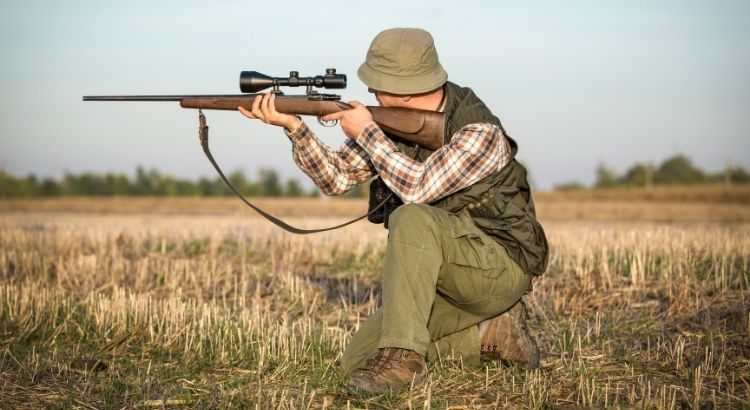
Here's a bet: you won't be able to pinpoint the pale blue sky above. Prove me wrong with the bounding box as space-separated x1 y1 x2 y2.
1 0 748 189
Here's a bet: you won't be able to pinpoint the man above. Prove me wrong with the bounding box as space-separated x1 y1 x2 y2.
239 28 549 393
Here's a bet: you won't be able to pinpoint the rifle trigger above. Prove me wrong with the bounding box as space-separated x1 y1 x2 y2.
317 116 338 127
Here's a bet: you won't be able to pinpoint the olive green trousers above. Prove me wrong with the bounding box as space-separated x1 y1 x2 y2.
340 204 531 374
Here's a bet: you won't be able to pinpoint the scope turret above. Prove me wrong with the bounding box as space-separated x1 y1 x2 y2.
239 69 347 94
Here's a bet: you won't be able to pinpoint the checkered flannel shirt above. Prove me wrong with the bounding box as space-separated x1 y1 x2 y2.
285 121 512 204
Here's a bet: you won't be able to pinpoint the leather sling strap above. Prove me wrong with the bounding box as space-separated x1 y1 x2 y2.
198 110 392 234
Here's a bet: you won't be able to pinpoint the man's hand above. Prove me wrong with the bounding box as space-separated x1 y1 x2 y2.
321 101 375 140
238 93 301 132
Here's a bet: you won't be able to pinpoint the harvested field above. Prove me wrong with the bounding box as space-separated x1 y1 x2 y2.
1 197 749 408
2 185 750 222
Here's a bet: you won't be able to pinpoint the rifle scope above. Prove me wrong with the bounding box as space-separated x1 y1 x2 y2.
240 69 346 94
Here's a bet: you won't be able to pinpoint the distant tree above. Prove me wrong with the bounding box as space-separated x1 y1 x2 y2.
197 176 221 196
23 175 41 196
81 173 109 195
712 165 750 184
160 175 178 196
174 179 201 196
258 168 282 197
62 172 83 195
728 166 750 183
228 170 253 196
0 170 11 197
284 179 304 197
0 171 41 197
133 166 152 195
654 154 705 185
40 178 60 196
594 164 618 188
620 163 649 187
104 173 131 195
554 181 586 191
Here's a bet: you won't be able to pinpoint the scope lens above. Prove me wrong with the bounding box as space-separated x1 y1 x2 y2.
240 71 274 93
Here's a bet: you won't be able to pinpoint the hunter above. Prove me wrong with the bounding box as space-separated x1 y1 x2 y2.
240 27 549 393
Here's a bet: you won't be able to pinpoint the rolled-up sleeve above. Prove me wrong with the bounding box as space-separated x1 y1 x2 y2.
354 122 511 203
286 122 376 195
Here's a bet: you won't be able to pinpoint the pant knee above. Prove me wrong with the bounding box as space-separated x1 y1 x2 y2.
388 204 437 235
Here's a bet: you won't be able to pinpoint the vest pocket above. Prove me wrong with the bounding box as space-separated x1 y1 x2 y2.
465 188 513 219
473 202 548 276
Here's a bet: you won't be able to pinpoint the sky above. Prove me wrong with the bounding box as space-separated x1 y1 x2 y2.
0 0 748 190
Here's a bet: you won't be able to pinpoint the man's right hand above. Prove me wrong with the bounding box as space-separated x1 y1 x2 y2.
238 93 301 132
321 101 374 141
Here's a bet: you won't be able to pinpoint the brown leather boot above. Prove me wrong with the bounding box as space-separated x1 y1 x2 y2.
480 299 540 369
348 348 427 393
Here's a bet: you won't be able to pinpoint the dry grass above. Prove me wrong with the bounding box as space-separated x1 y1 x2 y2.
0 203 749 408
536 184 750 222
0 197 368 217
3 185 750 223
534 200 750 222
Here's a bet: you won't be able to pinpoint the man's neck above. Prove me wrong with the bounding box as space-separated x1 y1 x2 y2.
409 87 445 111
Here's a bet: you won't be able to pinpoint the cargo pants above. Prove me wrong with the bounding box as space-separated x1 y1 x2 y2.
341 203 531 374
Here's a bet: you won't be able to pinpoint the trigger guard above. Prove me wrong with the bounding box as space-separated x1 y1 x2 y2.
317 117 338 127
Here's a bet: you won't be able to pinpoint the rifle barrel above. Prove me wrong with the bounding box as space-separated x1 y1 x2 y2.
82 95 254 101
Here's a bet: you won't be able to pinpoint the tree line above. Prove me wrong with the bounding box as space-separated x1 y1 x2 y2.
3 154 745 197
556 154 749 190
0 167 346 198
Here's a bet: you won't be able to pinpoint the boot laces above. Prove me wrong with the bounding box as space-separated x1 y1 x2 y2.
366 348 402 374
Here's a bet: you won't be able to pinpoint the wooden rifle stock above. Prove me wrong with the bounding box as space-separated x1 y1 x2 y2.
179 96 445 150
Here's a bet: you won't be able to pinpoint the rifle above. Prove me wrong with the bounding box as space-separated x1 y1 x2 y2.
83 69 445 234
83 69 445 150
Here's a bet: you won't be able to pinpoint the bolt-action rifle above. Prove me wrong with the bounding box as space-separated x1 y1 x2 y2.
83 69 444 150
83 69 445 234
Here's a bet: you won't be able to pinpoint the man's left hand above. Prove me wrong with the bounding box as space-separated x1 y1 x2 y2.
321 101 374 141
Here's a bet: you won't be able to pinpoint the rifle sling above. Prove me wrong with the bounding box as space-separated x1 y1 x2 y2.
198 110 390 234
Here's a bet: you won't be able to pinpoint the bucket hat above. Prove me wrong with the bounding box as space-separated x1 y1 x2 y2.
357 28 448 95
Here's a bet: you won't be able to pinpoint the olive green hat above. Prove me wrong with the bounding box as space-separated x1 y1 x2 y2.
357 28 448 95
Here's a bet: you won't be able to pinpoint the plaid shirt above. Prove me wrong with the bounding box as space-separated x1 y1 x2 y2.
286 121 512 204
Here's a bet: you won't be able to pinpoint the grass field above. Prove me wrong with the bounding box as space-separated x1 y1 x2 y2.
1 194 749 408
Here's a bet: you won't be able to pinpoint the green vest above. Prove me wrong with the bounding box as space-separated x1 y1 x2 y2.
394 82 549 276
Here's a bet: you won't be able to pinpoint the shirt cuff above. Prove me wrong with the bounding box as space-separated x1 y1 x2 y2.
283 118 308 143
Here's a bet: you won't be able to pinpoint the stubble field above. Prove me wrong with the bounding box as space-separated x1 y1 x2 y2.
1 194 749 408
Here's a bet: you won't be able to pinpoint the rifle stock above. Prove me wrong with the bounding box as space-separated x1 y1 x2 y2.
179 97 445 150
368 106 444 151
